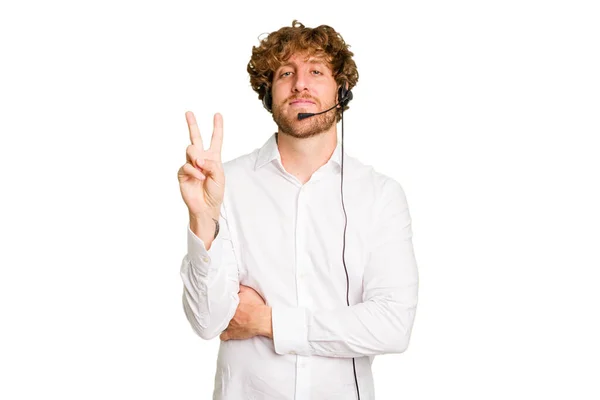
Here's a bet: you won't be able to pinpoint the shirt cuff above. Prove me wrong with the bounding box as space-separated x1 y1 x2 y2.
186 224 223 277
272 306 312 356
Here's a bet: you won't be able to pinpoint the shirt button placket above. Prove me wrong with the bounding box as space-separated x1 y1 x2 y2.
296 185 306 308
295 185 311 400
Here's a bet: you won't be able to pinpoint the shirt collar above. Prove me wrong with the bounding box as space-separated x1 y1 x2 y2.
254 133 343 171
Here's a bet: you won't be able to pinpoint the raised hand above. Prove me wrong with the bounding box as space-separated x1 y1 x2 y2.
177 111 225 222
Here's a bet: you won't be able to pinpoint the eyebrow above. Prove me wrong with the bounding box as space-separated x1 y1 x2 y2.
279 58 328 68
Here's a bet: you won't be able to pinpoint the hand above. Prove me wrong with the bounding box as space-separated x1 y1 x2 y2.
220 285 273 341
238 284 267 306
177 112 225 219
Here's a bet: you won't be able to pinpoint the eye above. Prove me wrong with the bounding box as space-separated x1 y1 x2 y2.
280 71 293 78
311 70 322 75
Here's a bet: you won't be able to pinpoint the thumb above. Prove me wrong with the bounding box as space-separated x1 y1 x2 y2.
220 331 228 341
196 158 220 178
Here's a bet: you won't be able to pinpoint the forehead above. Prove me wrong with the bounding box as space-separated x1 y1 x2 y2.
278 53 332 69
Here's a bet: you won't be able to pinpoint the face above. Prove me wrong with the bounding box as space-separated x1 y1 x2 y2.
271 53 338 139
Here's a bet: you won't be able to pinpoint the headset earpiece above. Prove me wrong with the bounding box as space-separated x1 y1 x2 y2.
262 86 272 112
338 82 353 108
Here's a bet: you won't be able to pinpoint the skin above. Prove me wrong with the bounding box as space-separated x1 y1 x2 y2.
179 52 340 342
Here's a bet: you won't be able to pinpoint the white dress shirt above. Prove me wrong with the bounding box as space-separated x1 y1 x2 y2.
180 133 419 400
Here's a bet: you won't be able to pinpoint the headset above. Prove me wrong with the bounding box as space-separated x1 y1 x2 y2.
262 82 361 400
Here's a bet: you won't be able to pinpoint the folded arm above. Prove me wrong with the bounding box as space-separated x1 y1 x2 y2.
271 180 419 357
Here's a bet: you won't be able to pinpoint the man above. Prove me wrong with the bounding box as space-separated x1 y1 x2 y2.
177 20 418 400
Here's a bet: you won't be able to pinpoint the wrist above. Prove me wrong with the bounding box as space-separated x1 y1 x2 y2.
189 212 220 249
259 305 273 339
189 209 219 223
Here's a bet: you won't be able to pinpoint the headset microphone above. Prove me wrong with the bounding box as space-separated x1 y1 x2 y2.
297 89 353 120
297 102 340 120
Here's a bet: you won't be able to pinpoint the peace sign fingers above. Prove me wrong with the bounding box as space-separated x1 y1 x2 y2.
179 110 226 221
209 112 224 156
186 111 204 149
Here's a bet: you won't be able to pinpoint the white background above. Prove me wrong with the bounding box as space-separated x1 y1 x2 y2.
1 0 599 399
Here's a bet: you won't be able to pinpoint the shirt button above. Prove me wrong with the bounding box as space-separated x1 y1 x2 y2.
201 256 209 263
290 351 296 355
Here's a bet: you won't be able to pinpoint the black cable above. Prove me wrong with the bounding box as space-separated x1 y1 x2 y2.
340 107 361 400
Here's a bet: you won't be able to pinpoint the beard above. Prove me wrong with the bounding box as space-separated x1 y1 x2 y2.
272 96 337 139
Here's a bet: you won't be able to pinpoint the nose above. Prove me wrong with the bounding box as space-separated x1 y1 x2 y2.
292 71 309 93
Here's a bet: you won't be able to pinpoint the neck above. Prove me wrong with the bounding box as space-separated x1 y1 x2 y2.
276 127 338 184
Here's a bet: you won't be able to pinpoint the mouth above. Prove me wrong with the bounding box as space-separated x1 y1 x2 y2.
289 99 316 106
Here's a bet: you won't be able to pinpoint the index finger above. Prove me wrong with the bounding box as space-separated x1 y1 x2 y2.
209 113 224 154
185 111 204 148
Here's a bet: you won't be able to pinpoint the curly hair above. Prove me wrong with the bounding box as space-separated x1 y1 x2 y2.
247 20 359 120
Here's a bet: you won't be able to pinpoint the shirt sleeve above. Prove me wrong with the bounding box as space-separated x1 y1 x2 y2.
180 203 240 340
271 179 419 357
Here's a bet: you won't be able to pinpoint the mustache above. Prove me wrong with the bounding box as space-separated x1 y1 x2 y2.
286 94 318 103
